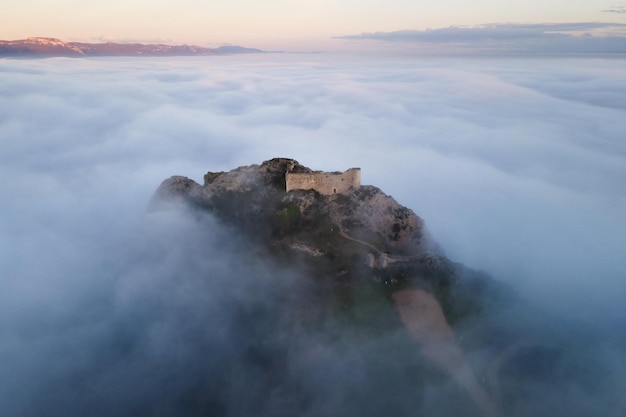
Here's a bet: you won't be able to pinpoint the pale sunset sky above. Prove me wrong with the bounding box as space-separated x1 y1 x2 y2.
3 0 626 51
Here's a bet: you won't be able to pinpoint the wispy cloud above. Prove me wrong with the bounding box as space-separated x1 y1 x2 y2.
336 22 626 54
602 6 626 14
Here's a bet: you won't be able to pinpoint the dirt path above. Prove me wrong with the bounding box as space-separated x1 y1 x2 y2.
337 225 499 415
336 226 383 255
336 224 423 263
392 289 500 417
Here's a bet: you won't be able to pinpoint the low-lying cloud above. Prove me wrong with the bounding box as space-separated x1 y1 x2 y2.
1 54 625 416
336 22 626 54
603 6 626 14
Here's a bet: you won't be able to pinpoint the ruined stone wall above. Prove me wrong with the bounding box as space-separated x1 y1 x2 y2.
285 168 361 195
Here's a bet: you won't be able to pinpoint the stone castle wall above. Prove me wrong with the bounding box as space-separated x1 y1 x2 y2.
285 168 361 195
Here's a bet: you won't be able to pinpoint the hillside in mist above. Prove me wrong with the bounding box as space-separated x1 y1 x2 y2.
149 157 622 417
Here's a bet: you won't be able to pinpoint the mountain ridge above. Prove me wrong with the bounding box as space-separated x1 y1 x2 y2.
0 37 269 57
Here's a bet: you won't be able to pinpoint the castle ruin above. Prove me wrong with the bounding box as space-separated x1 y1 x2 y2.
285 167 361 195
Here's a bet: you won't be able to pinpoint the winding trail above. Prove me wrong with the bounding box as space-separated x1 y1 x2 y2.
335 225 383 255
336 224 427 263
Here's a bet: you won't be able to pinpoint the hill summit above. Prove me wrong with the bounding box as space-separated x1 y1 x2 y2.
152 158 507 317
153 158 449 280
152 158 512 416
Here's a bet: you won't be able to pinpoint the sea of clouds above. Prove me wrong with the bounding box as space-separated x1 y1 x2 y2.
1 54 625 416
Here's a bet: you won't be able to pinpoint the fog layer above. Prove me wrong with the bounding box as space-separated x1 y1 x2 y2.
1 54 625 416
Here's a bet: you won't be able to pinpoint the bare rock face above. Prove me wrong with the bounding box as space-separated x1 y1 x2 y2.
151 176 203 204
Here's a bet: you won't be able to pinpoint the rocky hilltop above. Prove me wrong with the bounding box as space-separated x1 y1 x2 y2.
152 158 511 416
152 158 475 294
152 158 508 319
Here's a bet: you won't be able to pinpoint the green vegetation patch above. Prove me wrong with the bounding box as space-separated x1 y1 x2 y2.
272 204 302 236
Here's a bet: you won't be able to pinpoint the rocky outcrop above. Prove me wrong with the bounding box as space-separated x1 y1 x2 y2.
153 158 438 261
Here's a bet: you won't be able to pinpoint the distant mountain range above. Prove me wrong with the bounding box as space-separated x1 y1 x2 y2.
0 37 268 57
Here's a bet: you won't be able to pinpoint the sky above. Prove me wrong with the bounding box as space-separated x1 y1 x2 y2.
2 0 626 51
1 54 626 415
